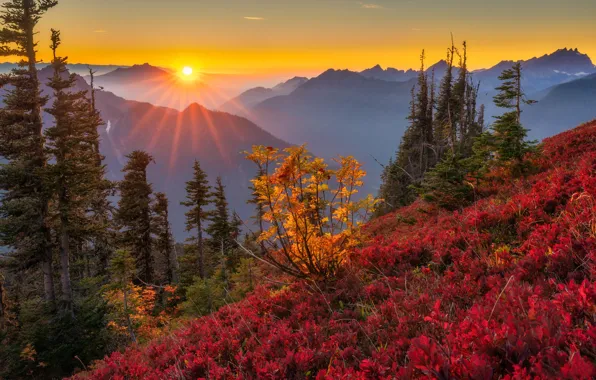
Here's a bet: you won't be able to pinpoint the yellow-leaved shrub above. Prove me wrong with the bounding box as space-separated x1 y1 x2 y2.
245 145 378 280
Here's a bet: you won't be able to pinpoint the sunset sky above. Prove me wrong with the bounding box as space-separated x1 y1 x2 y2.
33 0 596 75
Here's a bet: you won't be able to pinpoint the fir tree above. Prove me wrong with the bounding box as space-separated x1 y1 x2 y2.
116 151 154 284
206 177 239 273
377 51 434 214
412 50 433 174
151 192 174 284
44 29 100 313
417 151 475 210
434 42 456 152
181 160 211 279
489 62 537 176
0 0 58 304
85 67 113 278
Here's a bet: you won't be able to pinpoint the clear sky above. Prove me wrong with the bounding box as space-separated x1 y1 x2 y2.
31 0 596 74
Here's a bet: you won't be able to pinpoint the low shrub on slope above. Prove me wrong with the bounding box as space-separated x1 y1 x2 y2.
76 121 596 379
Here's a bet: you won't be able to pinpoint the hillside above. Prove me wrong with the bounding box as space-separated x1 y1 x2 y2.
525 73 596 140
75 120 596 379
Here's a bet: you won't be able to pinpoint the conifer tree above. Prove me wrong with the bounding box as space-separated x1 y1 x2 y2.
377 51 434 213
412 50 433 174
181 160 211 279
45 29 99 313
247 167 266 255
151 192 174 283
488 62 537 176
451 41 468 142
0 0 58 304
85 67 113 277
434 42 456 152
116 151 154 284
207 177 238 272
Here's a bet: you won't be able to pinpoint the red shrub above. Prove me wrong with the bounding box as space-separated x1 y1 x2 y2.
75 120 596 379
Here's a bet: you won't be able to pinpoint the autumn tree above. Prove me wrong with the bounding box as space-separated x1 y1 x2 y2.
0 0 58 305
151 192 174 283
104 249 137 344
116 151 154 284
181 160 211 279
247 166 266 255
245 145 377 280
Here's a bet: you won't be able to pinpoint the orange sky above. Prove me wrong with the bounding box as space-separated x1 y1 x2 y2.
30 0 596 75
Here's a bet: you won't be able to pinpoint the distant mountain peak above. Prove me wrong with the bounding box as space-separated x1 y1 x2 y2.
183 102 207 113
273 76 308 91
318 68 362 80
518 48 595 76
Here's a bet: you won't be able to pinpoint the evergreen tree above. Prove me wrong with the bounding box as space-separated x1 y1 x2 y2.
0 0 58 305
434 42 456 152
451 41 468 143
206 177 239 273
417 151 475 210
488 62 537 176
181 160 211 279
377 51 434 214
85 67 114 278
44 29 100 313
151 192 174 283
116 151 154 284
412 50 433 174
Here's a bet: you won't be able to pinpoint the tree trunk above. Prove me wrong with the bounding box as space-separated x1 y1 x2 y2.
516 65 522 123
197 210 205 279
172 244 180 284
141 203 153 284
41 245 56 305
0 277 5 331
122 283 136 344
59 227 74 314
164 208 173 283
221 239 228 290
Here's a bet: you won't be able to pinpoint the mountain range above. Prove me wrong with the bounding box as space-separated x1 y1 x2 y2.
0 62 126 76
232 48 596 192
219 76 308 117
3 47 595 238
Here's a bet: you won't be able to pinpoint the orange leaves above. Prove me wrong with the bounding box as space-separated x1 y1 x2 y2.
245 145 378 280
104 284 178 344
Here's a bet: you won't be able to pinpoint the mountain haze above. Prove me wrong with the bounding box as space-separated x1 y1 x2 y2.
219 76 308 116
31 67 290 239
90 63 231 110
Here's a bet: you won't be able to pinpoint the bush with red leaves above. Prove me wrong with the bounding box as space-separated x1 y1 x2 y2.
74 120 596 379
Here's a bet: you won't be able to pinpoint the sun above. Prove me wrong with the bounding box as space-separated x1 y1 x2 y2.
182 66 193 76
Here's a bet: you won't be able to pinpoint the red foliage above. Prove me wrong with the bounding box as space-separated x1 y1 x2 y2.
75 121 596 379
